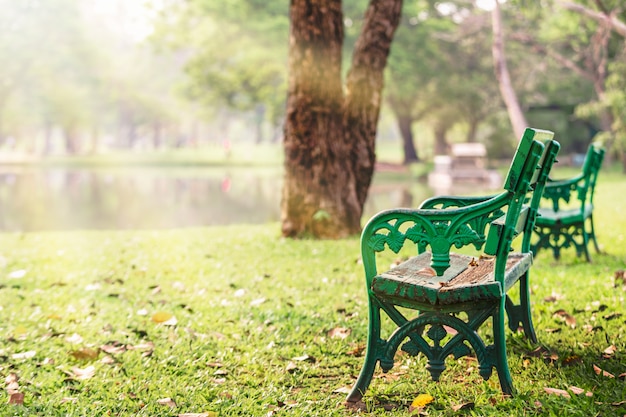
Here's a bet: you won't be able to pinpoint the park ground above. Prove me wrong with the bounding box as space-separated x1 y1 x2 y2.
0 165 624 416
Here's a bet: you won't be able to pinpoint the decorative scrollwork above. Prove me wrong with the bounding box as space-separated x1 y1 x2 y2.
378 313 495 382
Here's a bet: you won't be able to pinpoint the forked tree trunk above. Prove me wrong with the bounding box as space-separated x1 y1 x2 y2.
281 0 402 238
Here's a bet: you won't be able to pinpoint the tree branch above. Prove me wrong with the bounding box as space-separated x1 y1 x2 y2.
510 32 595 82
556 0 626 37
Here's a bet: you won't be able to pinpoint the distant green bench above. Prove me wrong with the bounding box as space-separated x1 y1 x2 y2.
531 143 605 261
346 128 560 402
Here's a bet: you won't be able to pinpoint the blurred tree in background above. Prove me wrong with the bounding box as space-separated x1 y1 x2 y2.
0 0 624 170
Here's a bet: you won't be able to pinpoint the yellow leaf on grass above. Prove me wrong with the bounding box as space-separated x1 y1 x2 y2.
13 325 28 336
152 312 176 324
411 393 434 408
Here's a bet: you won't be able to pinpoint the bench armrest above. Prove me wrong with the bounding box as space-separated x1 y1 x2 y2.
418 194 499 210
361 192 510 280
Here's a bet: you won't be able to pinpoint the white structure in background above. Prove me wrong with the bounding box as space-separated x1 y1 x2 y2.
428 143 501 194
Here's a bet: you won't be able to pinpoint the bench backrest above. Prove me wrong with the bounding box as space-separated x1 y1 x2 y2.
486 129 560 260
360 128 560 280
542 142 604 212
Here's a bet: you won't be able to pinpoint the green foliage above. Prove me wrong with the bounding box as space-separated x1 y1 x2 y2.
154 0 289 126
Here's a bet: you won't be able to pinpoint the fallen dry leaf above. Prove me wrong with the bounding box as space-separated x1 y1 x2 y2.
603 312 622 321
292 354 316 363
451 402 475 411
100 343 126 355
544 387 570 398
250 298 266 307
207 362 223 368
332 386 352 394
8 392 25 405
562 355 582 366
101 356 116 365
346 344 365 357
552 309 576 328
568 386 592 397
151 311 174 323
602 345 617 359
60 397 78 404
70 348 99 361
286 361 298 373
71 365 96 380
65 333 84 344
5 372 19 385
593 364 615 378
11 351 36 360
328 327 351 339
409 393 434 411
157 397 176 408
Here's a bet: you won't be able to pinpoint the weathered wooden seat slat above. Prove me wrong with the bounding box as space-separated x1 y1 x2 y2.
531 143 604 261
346 128 560 402
373 252 532 307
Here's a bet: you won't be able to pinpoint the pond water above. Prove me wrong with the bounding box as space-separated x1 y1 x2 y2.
0 166 492 232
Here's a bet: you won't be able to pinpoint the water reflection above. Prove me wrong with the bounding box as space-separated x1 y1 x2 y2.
0 167 282 231
0 166 495 232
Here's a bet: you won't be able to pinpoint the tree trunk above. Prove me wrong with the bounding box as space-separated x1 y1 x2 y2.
388 95 419 164
63 126 79 155
466 117 479 143
433 121 449 155
281 0 402 238
282 0 358 238
344 0 403 208
397 112 419 164
492 0 527 139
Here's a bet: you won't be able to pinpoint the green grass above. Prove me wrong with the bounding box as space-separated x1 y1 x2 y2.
0 175 625 416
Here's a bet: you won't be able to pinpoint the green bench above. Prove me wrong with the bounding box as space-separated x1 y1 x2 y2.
346 128 560 402
531 143 605 261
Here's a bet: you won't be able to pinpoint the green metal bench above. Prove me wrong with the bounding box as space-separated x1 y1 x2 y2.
346 128 560 402
531 143 605 261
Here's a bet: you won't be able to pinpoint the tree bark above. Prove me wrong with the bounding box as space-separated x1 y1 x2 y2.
491 0 527 139
281 0 402 238
344 0 403 208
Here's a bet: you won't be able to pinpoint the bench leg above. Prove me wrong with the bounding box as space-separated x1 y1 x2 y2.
346 302 382 403
505 272 538 344
494 300 515 396
588 214 601 254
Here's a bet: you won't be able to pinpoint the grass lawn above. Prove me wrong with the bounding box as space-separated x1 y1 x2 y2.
0 173 624 416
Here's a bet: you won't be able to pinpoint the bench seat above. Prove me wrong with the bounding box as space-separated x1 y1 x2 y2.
532 143 604 261
372 252 532 307
536 204 593 227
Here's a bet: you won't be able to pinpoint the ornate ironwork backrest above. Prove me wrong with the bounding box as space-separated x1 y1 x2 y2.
542 143 604 212
583 144 605 207
360 129 549 281
522 137 561 252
